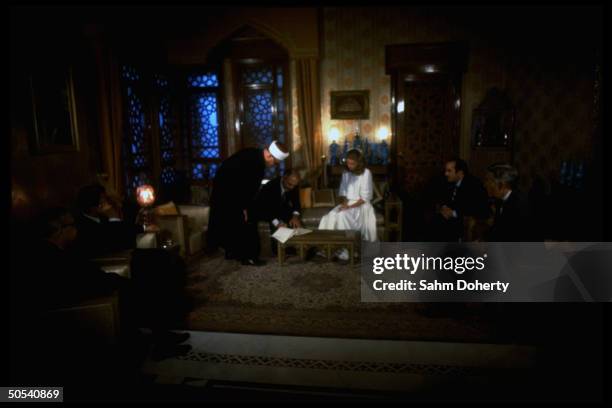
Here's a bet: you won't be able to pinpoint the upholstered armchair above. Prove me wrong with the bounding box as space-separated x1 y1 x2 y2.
154 203 209 258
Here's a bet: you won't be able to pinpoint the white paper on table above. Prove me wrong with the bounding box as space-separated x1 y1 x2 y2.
272 227 312 243
293 228 312 237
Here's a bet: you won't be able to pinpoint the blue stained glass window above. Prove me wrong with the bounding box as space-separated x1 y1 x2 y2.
159 95 175 165
209 163 218 179
190 93 221 159
161 166 175 184
192 163 205 180
188 74 219 88
245 91 274 147
243 67 274 85
155 75 168 88
124 77 149 191
276 67 283 88
122 65 140 82
130 173 144 191
162 150 173 162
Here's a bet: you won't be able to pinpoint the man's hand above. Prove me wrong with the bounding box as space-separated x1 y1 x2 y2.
243 209 248 223
144 224 160 233
278 223 287 229
100 201 120 219
440 205 454 220
289 216 302 228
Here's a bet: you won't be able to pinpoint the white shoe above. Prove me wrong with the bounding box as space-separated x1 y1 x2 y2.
337 248 349 261
316 250 327 258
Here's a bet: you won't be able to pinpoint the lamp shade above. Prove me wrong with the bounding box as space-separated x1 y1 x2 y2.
136 184 155 207
376 126 389 141
329 127 340 143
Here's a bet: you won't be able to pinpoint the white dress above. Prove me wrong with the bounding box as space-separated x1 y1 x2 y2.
318 168 378 242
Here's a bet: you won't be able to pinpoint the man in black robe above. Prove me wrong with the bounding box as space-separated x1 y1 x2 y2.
207 140 289 266
251 169 302 255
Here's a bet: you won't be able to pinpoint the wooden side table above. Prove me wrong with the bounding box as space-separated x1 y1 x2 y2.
278 230 361 266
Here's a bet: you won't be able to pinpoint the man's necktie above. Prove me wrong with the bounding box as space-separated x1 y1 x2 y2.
495 199 503 218
451 185 458 202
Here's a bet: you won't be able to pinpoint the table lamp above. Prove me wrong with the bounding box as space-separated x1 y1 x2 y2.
136 184 155 228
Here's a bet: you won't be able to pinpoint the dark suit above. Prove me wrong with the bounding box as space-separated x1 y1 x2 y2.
487 190 532 242
73 214 189 326
74 214 144 259
207 148 266 260
252 177 301 226
428 174 490 242
28 240 127 312
252 177 301 255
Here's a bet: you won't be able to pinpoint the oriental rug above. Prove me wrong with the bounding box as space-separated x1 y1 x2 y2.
182 253 519 342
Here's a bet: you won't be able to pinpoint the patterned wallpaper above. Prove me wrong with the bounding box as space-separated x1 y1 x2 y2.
320 7 597 192
321 8 394 147
320 7 499 159
505 54 595 191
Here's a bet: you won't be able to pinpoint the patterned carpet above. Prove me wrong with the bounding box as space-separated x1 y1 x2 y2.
182 253 502 342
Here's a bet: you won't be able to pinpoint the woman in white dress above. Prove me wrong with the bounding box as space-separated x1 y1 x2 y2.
319 149 378 259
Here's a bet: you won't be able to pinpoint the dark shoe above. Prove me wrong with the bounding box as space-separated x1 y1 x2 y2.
241 258 267 267
151 344 192 361
155 331 190 345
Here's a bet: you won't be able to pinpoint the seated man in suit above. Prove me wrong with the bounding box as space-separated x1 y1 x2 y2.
73 184 159 258
73 184 191 350
484 163 533 241
24 207 191 361
427 158 490 242
251 169 302 255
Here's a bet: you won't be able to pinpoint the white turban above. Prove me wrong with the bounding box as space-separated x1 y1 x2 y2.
269 141 289 161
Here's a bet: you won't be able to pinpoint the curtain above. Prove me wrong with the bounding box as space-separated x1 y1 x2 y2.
295 58 323 187
94 40 124 199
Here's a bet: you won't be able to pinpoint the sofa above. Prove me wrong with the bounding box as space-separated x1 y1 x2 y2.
154 204 209 258
150 186 398 259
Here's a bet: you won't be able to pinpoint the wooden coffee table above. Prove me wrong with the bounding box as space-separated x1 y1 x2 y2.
277 230 361 266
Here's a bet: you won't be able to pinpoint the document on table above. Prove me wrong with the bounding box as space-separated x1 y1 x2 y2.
272 227 312 243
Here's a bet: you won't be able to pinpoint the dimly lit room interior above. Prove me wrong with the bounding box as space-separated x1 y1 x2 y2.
9 5 607 404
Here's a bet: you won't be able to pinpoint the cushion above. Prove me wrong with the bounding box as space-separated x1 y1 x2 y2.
312 189 335 207
100 264 131 279
178 205 210 230
154 201 179 216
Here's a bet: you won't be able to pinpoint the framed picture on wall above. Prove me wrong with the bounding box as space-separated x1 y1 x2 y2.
28 67 79 153
471 88 515 149
330 90 370 119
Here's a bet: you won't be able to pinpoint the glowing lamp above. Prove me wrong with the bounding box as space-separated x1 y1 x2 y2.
136 184 155 229
136 184 155 207
329 127 341 143
376 126 389 141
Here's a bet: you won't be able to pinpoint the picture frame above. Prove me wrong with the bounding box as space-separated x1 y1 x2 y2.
330 90 370 119
28 67 80 153
470 88 515 149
